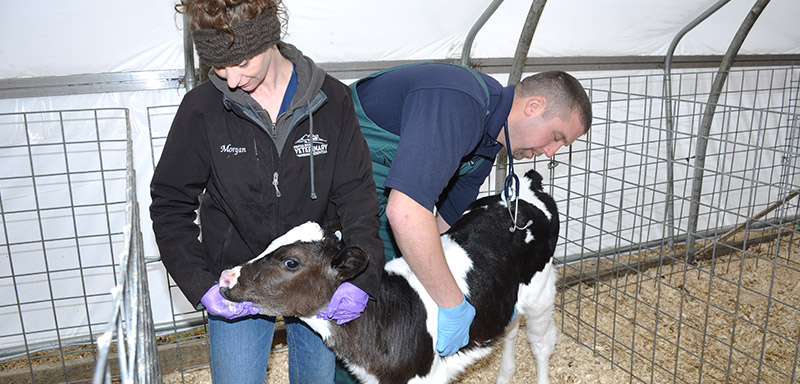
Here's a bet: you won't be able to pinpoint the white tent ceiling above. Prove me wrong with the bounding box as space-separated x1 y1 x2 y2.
2 0 798 80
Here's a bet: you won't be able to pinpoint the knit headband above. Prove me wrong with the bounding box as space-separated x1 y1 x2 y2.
192 8 281 67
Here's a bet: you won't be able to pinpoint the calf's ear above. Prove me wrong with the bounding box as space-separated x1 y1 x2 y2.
331 245 369 281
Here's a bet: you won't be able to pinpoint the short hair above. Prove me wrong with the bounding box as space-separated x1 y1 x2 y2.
516 71 592 133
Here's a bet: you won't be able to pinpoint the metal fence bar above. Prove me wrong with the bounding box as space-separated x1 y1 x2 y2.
663 0 732 251
685 0 772 263
92 110 162 384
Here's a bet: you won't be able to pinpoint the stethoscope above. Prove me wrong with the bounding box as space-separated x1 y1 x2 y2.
502 121 533 233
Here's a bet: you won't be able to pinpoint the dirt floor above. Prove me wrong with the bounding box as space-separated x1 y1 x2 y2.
162 316 632 384
558 232 800 384
163 232 800 384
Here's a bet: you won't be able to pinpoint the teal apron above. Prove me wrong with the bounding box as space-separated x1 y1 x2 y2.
349 63 490 262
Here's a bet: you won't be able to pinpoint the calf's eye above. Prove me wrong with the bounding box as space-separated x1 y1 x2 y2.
284 259 300 270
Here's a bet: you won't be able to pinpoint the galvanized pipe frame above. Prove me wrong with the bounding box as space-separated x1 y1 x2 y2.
92 110 162 384
2 55 799 100
459 0 504 68
664 0 732 251
494 0 548 196
685 0 773 263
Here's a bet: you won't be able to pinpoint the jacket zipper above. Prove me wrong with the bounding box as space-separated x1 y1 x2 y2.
267 117 284 199
272 172 281 197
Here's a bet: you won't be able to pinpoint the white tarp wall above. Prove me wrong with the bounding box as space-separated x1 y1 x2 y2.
2 0 799 77
1 0 798 351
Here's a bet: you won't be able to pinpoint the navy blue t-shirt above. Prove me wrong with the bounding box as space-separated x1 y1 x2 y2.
279 64 298 115
356 63 514 225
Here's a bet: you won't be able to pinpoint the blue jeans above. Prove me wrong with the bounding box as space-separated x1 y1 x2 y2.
208 314 335 384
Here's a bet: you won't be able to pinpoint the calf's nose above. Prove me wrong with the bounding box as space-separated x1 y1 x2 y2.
219 267 241 288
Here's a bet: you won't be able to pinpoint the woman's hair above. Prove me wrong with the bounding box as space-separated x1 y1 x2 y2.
516 71 593 133
176 0 287 44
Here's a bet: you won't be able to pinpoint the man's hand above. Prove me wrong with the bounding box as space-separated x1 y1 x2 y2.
436 295 476 356
317 282 369 325
200 283 260 319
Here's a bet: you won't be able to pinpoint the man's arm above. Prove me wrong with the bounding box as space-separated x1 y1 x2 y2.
435 214 450 234
386 189 475 356
385 190 462 308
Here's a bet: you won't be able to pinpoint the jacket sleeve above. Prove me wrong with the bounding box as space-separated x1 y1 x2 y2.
329 86 385 298
149 97 217 308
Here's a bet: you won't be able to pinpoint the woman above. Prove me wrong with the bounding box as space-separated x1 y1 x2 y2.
150 1 384 382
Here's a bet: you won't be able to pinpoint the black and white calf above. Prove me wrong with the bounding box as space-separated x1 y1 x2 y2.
220 170 559 384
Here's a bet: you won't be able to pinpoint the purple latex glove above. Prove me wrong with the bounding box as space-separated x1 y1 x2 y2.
200 283 260 320
316 282 369 325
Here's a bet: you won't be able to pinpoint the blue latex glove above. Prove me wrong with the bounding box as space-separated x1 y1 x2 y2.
200 283 260 319
436 295 476 356
316 282 369 325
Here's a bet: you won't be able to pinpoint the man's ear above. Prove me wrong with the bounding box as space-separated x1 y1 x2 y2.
525 96 546 117
331 246 369 281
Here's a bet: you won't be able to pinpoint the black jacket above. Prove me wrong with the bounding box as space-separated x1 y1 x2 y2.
150 43 383 307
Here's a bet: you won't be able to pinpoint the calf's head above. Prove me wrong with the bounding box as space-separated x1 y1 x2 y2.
219 222 369 317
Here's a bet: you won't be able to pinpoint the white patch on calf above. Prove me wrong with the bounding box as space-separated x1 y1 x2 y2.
442 346 493 382
385 235 475 345
516 262 558 384
299 315 333 341
301 315 379 384
407 337 493 384
248 221 325 264
345 365 379 384
384 258 439 339
517 262 557 316
525 228 535 243
383 235 478 381
517 261 556 319
439 235 473 297
461 204 488 217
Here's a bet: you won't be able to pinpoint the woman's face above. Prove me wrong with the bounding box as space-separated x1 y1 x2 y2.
213 49 271 92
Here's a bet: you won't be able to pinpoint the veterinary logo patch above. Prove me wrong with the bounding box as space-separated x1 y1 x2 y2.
293 134 328 157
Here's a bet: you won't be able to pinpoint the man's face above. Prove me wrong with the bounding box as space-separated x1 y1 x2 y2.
510 110 584 160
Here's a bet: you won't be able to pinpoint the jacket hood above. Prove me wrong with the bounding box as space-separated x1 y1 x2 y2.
208 43 328 153
208 43 326 120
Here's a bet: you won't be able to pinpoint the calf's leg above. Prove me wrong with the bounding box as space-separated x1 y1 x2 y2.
495 316 521 384
517 263 557 384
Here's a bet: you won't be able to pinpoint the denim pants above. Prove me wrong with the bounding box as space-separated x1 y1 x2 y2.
208 314 335 384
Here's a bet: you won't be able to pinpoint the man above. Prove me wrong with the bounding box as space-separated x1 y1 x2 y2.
351 63 592 358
